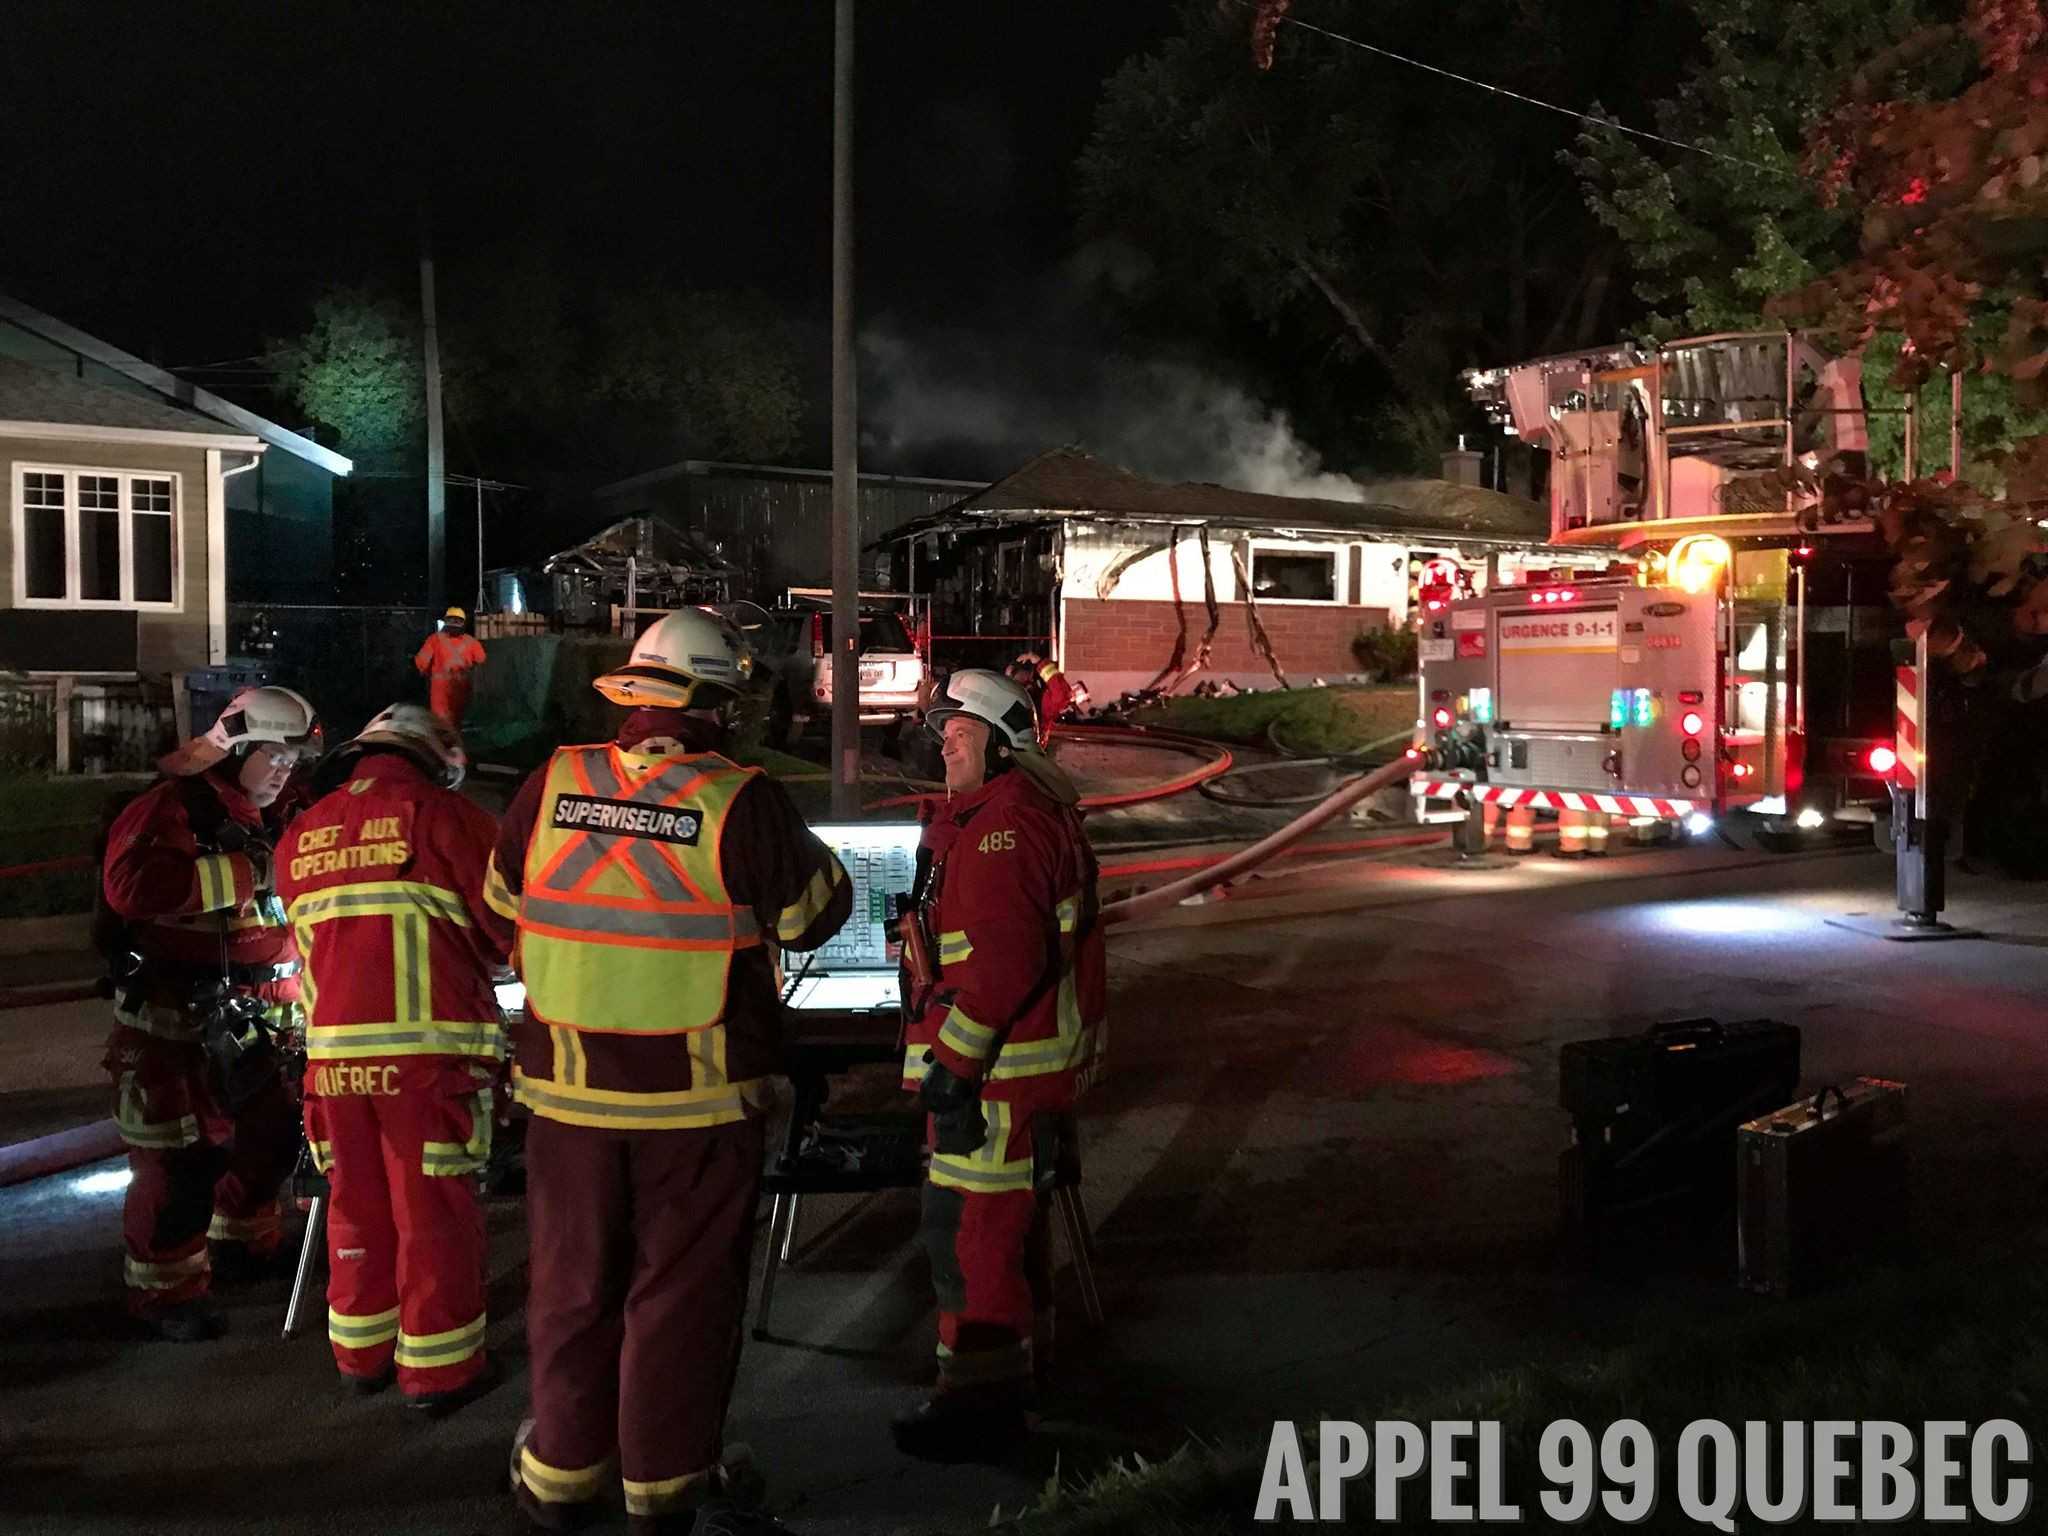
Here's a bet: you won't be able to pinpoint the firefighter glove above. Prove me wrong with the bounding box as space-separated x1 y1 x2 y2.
919 1052 988 1155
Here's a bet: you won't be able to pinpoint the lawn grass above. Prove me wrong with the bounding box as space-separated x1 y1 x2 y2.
0 773 151 919
1000 1239 2048 1534
1137 685 1417 759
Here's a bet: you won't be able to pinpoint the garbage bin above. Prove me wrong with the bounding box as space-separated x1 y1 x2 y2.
184 662 274 737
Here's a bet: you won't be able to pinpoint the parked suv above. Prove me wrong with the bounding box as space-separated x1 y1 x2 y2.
748 605 926 747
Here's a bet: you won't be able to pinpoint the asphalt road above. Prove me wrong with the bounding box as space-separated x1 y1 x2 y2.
5 841 2046 1535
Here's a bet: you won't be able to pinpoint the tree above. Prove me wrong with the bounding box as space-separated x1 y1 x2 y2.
591 286 803 464
1570 0 1968 339
1077 0 1651 472
266 287 424 470
1763 0 2048 687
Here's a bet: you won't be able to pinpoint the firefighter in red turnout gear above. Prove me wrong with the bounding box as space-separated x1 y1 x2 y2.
1007 654 1080 747
277 704 513 1410
895 669 1107 1462
99 686 322 1341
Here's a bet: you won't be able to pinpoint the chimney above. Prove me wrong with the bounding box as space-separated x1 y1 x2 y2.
1441 433 1483 487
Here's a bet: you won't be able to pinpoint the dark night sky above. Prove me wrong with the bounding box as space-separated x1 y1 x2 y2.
1 3 1173 408
2 2 1684 501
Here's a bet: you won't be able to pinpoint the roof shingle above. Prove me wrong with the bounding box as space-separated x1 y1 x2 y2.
0 357 248 438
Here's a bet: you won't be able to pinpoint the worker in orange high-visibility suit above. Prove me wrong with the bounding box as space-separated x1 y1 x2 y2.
277 704 513 1413
895 669 1107 1463
489 608 851 1536
99 686 323 1341
415 607 488 729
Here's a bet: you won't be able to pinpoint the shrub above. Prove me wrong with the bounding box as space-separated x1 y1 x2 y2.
1351 626 1417 682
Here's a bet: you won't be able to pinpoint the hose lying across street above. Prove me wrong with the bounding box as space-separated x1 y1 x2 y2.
1098 750 1435 926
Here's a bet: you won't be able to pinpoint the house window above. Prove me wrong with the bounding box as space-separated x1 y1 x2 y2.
12 466 181 611
1249 547 1338 602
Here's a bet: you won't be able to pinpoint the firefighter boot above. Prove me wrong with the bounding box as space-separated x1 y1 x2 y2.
407 1352 501 1417
510 1418 599 1533
890 1386 1033 1464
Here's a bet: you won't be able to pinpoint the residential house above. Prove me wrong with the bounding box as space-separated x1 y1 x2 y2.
873 448 1614 697
0 297 352 767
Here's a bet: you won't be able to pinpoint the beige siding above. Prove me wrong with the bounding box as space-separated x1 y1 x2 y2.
1 435 214 675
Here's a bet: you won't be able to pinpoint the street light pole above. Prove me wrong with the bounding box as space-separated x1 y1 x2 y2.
829 0 859 819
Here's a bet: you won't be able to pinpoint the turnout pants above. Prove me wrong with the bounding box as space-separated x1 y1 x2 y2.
428 675 474 730
303 1057 495 1396
517 1113 765 1524
105 1024 297 1316
922 1100 1059 1398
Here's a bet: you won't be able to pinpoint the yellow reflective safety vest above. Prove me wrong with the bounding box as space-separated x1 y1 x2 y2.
516 744 761 1035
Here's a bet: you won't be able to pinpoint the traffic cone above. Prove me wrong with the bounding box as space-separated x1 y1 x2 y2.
1558 808 1587 856
1505 804 1535 855
1588 813 1613 857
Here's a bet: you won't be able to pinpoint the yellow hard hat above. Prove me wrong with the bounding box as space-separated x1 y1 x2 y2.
443 606 468 624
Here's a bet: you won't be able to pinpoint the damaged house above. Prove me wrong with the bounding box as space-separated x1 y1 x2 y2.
875 448 1586 697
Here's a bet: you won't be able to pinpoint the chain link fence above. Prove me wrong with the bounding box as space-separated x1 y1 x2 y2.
229 604 438 742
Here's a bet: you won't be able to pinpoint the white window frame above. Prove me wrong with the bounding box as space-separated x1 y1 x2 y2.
11 463 184 613
1245 538 1348 605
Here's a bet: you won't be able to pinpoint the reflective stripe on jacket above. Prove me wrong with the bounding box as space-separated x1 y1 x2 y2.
902 766 1107 1112
516 745 760 1038
276 754 510 1063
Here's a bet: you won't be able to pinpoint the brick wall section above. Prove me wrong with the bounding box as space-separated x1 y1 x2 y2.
1063 598 1388 676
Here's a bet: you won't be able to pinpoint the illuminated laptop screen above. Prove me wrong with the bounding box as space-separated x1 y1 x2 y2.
781 821 921 1013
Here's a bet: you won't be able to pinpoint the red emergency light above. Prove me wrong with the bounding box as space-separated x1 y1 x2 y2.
1867 744 1898 776
1680 711 1704 737
1432 707 1453 730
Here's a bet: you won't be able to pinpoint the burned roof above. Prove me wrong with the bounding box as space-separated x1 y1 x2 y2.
543 513 737 575
881 447 1550 550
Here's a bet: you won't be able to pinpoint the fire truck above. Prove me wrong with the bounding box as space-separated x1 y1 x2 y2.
1411 330 1942 852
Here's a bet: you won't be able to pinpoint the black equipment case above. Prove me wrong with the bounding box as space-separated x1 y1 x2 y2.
1559 1017 1801 1237
1737 1077 1909 1297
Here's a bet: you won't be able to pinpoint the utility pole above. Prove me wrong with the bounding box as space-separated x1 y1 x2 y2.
420 214 447 614
829 0 859 819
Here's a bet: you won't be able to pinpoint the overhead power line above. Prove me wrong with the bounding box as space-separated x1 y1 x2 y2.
1272 9 1794 177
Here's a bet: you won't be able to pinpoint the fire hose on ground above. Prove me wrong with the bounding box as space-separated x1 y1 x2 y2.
1099 747 1450 926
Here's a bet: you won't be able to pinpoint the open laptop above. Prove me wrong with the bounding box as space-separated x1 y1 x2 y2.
779 821 920 1015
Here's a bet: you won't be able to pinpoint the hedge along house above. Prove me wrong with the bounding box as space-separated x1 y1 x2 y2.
872 448 1575 698
0 296 351 769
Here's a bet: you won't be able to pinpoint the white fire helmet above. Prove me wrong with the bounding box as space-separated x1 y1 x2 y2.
159 685 323 777
340 703 467 789
924 669 1040 754
593 608 755 710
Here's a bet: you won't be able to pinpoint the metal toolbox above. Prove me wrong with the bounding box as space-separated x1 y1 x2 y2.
1737 1077 1909 1297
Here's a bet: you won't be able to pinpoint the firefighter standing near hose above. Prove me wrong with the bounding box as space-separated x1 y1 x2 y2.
276 704 512 1412
487 608 851 1535
894 669 1107 1462
98 686 322 1341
